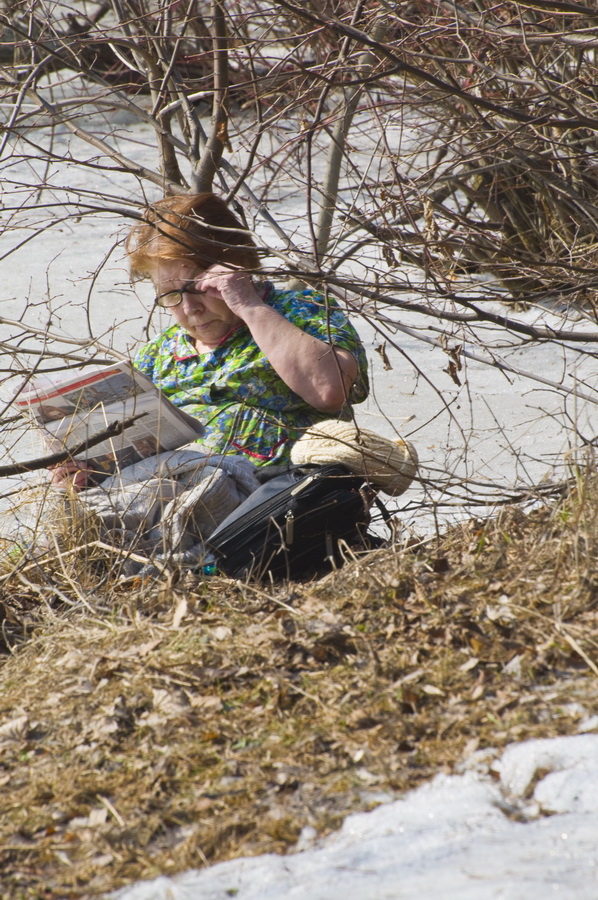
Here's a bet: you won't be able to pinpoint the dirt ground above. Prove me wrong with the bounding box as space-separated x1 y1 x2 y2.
0 472 597 899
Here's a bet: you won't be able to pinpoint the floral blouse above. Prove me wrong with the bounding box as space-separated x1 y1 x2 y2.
133 284 369 466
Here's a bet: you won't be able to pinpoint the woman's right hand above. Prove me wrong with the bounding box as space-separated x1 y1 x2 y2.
48 459 93 491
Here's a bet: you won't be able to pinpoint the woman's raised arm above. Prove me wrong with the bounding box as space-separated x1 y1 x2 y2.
196 266 358 412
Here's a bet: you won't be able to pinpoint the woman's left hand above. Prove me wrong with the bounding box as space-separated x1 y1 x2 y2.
195 265 263 318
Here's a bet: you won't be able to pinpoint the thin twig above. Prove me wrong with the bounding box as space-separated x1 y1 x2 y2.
0 414 147 478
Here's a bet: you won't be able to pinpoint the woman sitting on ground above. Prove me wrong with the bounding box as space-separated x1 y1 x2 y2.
129 192 369 465
54 191 368 491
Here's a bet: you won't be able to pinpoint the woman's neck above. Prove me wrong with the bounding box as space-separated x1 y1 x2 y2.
192 323 241 354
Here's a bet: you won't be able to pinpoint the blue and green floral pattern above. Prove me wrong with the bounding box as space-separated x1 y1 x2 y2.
134 284 369 465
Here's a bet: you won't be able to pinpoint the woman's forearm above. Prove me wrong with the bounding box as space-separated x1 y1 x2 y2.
241 302 357 412
194 267 357 411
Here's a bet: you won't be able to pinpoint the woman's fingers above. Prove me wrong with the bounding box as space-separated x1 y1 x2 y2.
196 266 247 290
195 266 261 313
48 460 92 491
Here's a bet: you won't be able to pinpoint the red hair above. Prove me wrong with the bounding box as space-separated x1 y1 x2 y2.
126 193 260 278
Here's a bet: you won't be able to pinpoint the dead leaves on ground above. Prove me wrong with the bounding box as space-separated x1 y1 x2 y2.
0 478 597 898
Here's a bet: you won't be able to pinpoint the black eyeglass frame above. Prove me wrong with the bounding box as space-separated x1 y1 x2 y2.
154 280 206 308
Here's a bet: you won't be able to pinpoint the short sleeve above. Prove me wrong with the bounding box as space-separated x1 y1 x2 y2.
271 287 369 404
133 339 157 377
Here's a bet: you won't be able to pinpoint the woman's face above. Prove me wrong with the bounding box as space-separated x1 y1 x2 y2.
150 259 242 350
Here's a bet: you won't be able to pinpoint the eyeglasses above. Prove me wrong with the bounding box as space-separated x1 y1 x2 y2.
154 280 205 309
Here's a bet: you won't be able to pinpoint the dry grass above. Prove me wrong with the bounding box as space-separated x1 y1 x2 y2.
0 472 597 899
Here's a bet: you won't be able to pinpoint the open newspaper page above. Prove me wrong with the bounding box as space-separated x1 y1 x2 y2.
15 361 204 481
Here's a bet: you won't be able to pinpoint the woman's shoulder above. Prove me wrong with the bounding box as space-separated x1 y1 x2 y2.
134 324 189 365
265 284 342 318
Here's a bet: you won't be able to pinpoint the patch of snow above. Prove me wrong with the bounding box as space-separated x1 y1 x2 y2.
578 715 598 734
110 734 598 900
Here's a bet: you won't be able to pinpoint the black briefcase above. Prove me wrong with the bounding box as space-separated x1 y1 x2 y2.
206 464 371 579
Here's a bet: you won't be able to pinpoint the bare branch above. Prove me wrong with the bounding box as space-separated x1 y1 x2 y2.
315 12 388 261
192 0 229 192
0 414 147 478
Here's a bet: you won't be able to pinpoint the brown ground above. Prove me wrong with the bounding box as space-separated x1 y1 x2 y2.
0 473 597 899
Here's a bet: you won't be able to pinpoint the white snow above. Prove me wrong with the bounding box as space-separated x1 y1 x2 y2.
111 734 598 900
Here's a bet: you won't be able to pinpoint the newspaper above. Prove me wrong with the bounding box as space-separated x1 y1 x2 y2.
14 361 205 481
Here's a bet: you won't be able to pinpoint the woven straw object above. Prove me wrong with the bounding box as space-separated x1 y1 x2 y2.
290 420 418 496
